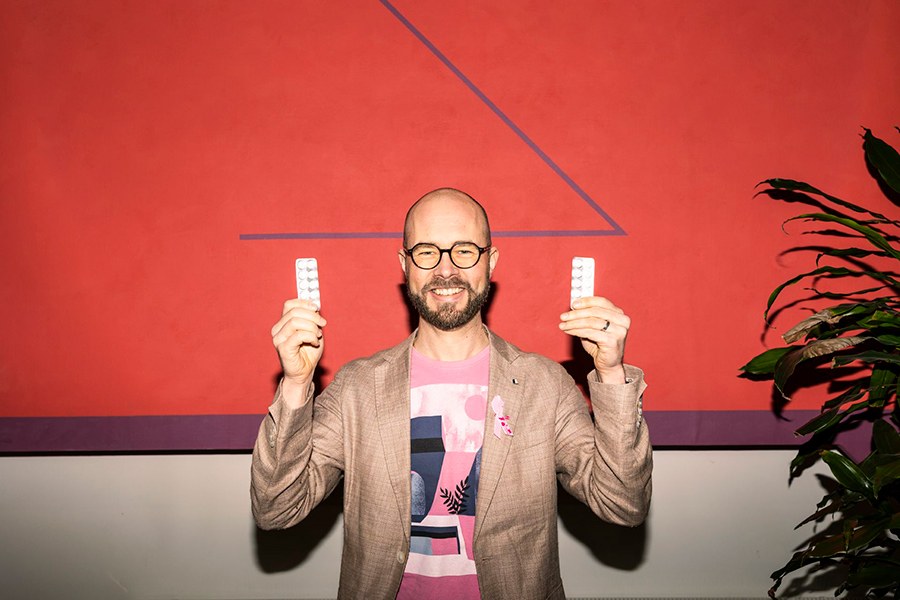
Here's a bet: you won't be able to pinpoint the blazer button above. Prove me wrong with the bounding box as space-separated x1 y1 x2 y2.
396 550 405 564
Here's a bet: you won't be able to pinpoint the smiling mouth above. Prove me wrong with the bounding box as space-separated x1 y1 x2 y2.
431 287 464 296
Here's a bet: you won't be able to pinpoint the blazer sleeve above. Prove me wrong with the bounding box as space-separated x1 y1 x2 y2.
250 374 346 530
554 364 652 526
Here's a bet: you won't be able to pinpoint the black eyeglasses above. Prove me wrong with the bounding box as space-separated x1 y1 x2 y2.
404 242 491 270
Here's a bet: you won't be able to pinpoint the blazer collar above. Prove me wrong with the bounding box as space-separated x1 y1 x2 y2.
474 330 523 542
374 332 416 542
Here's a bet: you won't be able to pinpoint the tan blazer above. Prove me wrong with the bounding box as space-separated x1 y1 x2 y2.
252 331 651 599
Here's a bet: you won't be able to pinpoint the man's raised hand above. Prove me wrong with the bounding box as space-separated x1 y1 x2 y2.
559 296 629 384
271 299 327 407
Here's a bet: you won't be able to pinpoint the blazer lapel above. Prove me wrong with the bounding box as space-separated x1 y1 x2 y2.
474 333 523 543
375 334 414 541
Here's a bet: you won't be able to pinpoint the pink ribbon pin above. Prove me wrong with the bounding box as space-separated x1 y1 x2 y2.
491 395 513 438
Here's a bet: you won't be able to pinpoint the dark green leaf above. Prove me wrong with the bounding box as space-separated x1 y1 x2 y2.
847 562 900 587
761 177 897 223
873 458 900 494
815 285 892 301
863 128 900 195
774 336 866 393
740 347 792 374
816 247 891 267
873 418 900 454
807 532 848 558
822 383 866 409
869 367 898 407
832 351 900 368
764 267 900 322
795 497 841 528
785 213 900 260
846 518 891 552
796 401 869 436
821 450 874 498
870 310 900 326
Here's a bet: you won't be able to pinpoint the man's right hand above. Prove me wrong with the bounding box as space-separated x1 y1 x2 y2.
271 299 327 408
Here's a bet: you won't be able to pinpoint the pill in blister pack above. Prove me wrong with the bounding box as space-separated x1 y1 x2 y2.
570 256 595 308
295 258 321 309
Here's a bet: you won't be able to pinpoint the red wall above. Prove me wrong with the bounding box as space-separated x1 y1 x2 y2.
1 0 898 449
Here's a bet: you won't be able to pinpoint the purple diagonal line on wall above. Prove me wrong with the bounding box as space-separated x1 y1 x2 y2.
379 0 624 235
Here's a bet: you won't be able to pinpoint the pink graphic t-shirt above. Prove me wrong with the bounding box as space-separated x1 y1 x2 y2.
396 345 490 600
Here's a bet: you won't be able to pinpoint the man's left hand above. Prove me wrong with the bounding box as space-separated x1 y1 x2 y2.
559 296 630 384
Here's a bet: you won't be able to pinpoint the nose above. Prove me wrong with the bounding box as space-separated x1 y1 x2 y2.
434 249 459 277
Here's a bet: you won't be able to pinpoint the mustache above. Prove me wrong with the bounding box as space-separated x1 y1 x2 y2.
424 276 472 291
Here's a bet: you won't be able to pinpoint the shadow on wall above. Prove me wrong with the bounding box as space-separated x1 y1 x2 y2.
252 480 647 573
253 481 344 573
557 484 648 570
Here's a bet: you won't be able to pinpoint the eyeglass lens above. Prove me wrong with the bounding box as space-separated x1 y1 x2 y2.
409 242 483 269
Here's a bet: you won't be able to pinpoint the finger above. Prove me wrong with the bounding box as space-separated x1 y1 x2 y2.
559 309 631 331
560 324 623 341
282 298 321 314
569 296 624 313
272 316 324 346
272 305 326 337
285 328 323 349
273 331 322 354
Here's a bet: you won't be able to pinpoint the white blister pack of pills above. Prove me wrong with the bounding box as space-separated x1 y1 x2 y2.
570 257 595 308
295 258 321 309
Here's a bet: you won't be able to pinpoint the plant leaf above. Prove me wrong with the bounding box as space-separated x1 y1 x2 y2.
815 247 891 266
846 562 900 588
869 310 900 326
782 308 841 344
740 347 792 375
863 128 900 195
845 517 891 552
773 336 866 393
822 383 866 410
868 367 898 407
815 285 892 301
873 418 900 454
761 177 897 223
873 456 900 494
785 213 900 260
832 350 900 368
821 449 874 499
806 532 848 558
764 267 899 322
795 400 869 436
794 497 842 529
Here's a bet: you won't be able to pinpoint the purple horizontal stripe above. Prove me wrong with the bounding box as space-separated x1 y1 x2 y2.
0 411 873 456
240 229 620 241
0 415 264 453
240 231 403 240
491 230 620 238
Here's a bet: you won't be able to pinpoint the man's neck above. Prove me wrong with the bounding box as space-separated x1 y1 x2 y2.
412 317 490 361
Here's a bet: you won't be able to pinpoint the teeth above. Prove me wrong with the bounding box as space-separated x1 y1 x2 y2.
432 287 463 296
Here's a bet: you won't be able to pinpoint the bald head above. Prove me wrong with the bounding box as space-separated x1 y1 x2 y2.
403 188 491 248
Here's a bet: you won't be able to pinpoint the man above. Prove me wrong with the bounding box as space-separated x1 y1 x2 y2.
251 188 652 599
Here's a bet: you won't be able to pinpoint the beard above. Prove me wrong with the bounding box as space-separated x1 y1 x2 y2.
406 275 491 331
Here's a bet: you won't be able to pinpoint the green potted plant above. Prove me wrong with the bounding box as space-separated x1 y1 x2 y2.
741 128 900 598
